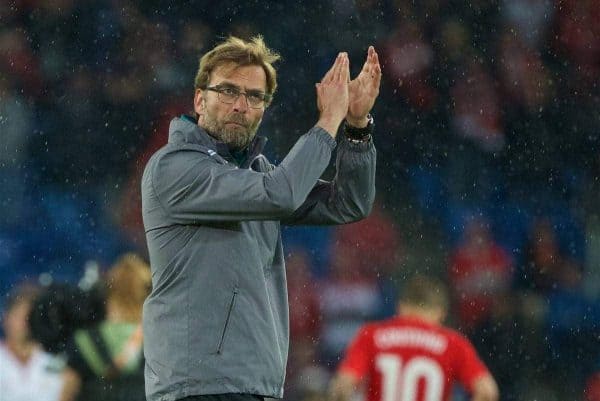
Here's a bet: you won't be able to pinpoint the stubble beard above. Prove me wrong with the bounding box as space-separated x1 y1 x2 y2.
202 111 260 151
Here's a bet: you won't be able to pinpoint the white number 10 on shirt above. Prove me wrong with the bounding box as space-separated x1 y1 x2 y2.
376 354 444 401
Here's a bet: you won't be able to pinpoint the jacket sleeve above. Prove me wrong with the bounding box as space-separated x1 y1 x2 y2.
146 127 336 224
283 135 376 225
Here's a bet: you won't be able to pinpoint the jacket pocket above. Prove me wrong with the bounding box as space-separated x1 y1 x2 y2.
216 288 238 354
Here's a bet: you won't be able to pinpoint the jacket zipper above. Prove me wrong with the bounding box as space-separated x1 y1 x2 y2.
216 289 238 354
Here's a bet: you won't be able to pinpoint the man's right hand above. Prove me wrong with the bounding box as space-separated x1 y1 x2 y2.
316 52 350 137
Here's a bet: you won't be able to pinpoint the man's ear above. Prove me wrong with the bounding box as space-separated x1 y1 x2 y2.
194 89 205 116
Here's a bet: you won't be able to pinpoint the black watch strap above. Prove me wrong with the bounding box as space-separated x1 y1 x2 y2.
344 114 374 140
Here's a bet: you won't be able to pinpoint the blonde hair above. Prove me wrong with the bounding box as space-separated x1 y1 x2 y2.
194 35 280 104
105 253 151 322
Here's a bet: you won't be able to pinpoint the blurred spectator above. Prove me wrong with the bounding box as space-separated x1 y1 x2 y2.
450 57 504 152
500 0 554 48
332 203 403 317
60 253 150 401
554 0 600 86
286 339 330 401
317 240 387 367
444 57 505 203
177 21 213 68
448 216 514 333
333 204 402 279
0 28 42 96
446 211 523 400
0 283 65 401
498 31 553 113
435 17 471 75
381 17 437 111
287 248 321 343
518 217 566 293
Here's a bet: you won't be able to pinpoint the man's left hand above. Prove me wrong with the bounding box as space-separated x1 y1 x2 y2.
347 46 382 128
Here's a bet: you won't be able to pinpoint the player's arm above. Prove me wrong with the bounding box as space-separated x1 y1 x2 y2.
453 334 499 401
329 371 360 401
470 373 499 401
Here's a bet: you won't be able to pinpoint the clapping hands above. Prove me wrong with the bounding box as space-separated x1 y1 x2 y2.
316 47 382 136
347 46 381 128
316 52 350 137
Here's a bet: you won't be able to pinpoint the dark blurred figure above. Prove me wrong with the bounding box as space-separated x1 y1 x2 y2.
60 253 151 401
0 284 65 401
30 279 106 355
519 217 565 293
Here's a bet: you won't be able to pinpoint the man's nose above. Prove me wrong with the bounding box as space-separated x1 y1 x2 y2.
232 93 249 112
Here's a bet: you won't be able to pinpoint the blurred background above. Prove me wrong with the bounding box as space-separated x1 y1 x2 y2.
1 0 599 400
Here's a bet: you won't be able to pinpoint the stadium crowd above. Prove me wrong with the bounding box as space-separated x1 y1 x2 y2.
1 1 599 400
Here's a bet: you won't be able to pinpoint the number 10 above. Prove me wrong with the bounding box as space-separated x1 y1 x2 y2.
376 354 444 401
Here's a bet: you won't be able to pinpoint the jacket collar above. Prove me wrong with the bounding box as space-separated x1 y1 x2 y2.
168 115 267 167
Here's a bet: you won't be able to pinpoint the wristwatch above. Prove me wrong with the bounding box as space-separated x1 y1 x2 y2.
344 114 374 142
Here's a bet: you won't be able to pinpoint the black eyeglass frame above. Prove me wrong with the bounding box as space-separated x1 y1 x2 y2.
205 85 272 109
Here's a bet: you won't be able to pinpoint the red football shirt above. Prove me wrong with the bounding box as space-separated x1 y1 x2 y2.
338 316 489 401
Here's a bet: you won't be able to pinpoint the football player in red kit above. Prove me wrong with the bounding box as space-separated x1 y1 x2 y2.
329 275 499 401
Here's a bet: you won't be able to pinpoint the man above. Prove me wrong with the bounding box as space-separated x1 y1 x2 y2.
141 35 380 401
329 276 499 401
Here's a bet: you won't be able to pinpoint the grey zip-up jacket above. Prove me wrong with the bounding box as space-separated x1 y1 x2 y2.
141 116 376 401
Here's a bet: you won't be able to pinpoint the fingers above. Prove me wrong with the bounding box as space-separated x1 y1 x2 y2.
320 56 337 84
322 52 350 84
336 53 349 83
365 46 381 88
355 46 381 81
372 61 382 89
368 46 376 64
367 46 380 72
322 53 343 83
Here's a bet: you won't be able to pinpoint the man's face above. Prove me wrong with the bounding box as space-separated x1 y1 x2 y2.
194 63 267 150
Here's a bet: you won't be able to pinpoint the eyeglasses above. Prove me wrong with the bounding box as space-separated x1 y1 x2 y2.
205 85 271 109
